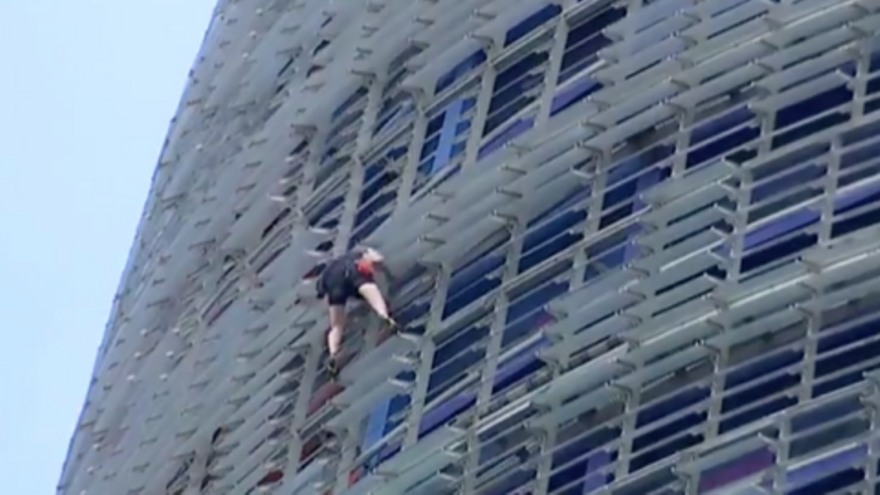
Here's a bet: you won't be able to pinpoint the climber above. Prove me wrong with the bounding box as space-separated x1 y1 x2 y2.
316 246 397 377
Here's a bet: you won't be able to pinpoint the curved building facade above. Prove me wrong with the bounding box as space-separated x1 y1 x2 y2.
59 0 880 494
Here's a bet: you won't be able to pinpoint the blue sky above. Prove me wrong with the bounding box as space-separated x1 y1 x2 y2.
0 1 216 493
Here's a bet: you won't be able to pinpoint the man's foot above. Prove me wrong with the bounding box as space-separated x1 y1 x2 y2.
328 357 340 380
384 316 400 332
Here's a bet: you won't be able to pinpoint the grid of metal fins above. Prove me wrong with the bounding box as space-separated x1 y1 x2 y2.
58 0 880 494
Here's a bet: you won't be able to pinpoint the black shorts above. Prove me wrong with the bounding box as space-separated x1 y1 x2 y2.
317 258 374 305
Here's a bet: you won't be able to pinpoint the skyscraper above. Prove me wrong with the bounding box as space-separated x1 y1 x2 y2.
58 0 880 494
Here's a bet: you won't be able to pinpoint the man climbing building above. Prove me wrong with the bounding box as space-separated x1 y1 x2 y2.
316 246 397 377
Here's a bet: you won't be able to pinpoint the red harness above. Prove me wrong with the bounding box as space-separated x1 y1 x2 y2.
356 258 375 276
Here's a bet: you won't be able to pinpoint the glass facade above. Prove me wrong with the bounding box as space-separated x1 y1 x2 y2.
58 0 880 494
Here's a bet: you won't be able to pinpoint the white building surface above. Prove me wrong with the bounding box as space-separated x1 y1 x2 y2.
58 0 880 494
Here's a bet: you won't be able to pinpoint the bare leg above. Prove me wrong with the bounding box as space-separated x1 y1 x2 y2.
357 282 391 321
327 302 347 358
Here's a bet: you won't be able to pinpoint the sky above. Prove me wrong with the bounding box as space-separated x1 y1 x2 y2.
0 1 217 493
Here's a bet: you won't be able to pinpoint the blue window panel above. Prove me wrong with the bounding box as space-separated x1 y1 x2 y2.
686 123 760 169
374 106 401 136
386 145 407 161
484 51 547 135
528 188 591 228
436 50 486 94
813 369 874 398
603 148 672 212
690 106 754 146
550 77 601 116
432 100 466 175
723 353 803 423
484 79 544 135
359 170 398 206
791 395 863 434
865 94 880 114
631 410 706 457
420 134 441 161
415 340 552 442
396 300 430 326
348 213 389 248
319 217 340 230
426 112 446 137
783 444 866 493
363 163 383 184
739 180 880 269
633 432 705 473
726 347 803 390
447 255 506 298
814 337 880 383
624 159 665 260
522 207 587 254
817 313 880 356
635 386 710 428
502 283 567 349
426 351 484 400
496 52 546 89
869 50 880 71
720 349 805 426
743 211 816 252
376 45 419 133
415 392 476 440
773 86 853 150
832 198 880 239
382 394 410 432
832 184 880 241
427 325 490 399
443 276 502 319
583 229 639 283
433 326 490 373
835 180 880 213
491 338 547 394
868 74 880 96
373 101 414 137
719 393 798 436
549 429 620 492
699 448 775 493
450 139 467 159
484 469 535 495
328 107 365 140
362 401 393 451
443 238 508 317
417 159 438 179
518 232 582 273
741 232 818 275
776 84 851 129
308 194 345 227
478 118 535 160
354 191 396 229
581 451 612 493
504 4 562 46
559 7 624 83
840 138 880 171
751 164 825 204
320 147 338 166
332 87 369 121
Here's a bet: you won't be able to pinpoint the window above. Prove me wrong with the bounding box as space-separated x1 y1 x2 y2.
558 6 624 84
483 48 550 136
504 5 561 46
